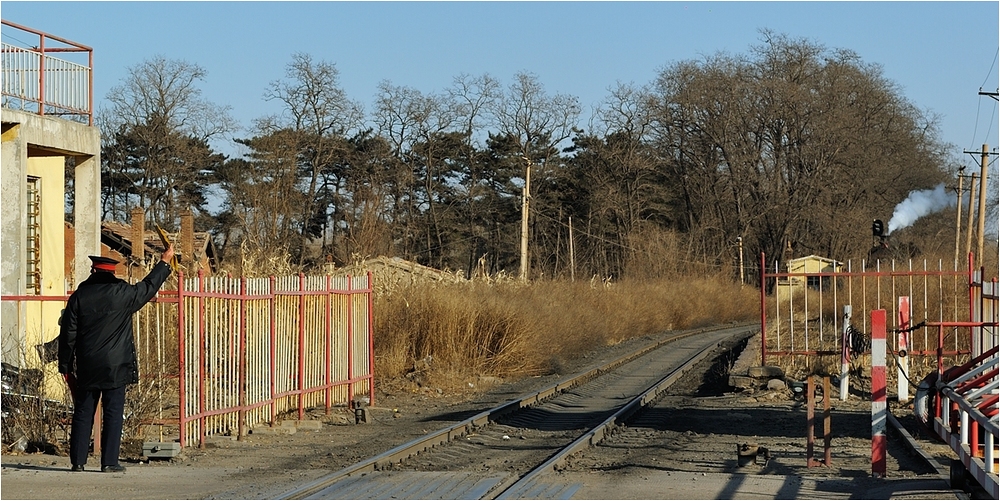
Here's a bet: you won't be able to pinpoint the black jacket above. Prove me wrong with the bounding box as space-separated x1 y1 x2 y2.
58 261 171 390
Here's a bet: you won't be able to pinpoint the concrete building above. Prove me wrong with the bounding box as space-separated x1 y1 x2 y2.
1 21 100 394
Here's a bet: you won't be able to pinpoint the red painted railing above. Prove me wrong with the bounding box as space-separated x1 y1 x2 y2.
1 270 376 450
1 19 93 126
758 252 975 366
175 270 375 448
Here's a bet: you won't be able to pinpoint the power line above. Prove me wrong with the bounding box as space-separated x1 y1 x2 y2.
980 48 999 89
971 90 999 151
969 48 999 149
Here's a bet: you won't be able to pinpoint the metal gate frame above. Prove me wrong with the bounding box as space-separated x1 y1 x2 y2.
758 252 977 369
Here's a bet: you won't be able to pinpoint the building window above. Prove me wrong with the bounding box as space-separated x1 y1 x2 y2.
26 176 41 295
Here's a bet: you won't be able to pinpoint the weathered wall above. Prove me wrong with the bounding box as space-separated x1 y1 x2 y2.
1 108 100 375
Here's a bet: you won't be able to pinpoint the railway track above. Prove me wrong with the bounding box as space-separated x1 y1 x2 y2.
278 325 753 500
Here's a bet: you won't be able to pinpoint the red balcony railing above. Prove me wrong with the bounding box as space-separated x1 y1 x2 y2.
1 19 93 126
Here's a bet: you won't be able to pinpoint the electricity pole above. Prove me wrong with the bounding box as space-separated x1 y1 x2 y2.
953 168 964 268
568 216 575 282
736 237 745 287
976 144 989 269
963 144 996 269
519 157 531 281
965 172 977 264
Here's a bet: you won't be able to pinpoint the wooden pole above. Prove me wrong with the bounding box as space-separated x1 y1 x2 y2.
519 157 531 281
975 144 989 269
965 172 977 264
568 216 575 282
954 173 964 268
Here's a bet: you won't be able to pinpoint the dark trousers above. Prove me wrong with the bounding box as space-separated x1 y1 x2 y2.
70 385 126 467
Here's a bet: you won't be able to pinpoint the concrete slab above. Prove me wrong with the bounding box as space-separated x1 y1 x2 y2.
536 470 959 500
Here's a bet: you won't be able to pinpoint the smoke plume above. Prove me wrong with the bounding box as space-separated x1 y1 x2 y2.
886 183 955 235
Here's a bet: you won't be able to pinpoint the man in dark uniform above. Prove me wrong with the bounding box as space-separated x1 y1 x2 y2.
58 246 174 473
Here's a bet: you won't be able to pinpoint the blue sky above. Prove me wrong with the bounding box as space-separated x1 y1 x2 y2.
2 1 998 169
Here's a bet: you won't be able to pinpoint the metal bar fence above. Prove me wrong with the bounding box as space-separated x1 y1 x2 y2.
759 253 975 384
1 270 375 450
178 270 375 448
1 20 93 125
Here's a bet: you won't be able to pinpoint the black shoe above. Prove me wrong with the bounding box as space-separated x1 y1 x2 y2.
71 464 85 472
101 464 126 473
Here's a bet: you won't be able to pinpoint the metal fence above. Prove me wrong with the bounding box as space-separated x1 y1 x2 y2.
1 20 93 125
176 272 375 447
759 253 996 388
1 271 375 449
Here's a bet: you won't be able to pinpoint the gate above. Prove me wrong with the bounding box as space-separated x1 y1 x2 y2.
758 253 988 397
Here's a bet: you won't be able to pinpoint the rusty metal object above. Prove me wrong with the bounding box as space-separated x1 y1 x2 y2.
807 375 833 467
154 225 180 272
737 442 771 467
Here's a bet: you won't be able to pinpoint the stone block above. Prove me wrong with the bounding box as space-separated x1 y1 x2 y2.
294 420 323 431
748 366 784 378
252 425 297 435
142 441 181 458
729 375 756 389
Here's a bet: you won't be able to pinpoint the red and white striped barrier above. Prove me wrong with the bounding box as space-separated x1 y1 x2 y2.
871 309 887 477
898 296 910 402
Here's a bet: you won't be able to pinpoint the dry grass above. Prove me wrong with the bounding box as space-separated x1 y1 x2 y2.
373 272 759 392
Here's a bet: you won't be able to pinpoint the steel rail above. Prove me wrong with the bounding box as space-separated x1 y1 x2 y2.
278 324 753 500
493 328 752 499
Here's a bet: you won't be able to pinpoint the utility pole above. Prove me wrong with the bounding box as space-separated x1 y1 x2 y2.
519 156 531 281
965 172 977 263
976 144 989 269
736 236 745 287
568 216 575 282
963 143 996 269
953 168 964 268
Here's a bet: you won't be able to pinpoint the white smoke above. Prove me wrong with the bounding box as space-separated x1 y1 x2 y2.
886 183 955 235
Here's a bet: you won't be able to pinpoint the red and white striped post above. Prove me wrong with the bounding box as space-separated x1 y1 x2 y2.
897 296 910 402
871 309 887 477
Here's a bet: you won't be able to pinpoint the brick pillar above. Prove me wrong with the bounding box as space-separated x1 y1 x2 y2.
181 209 194 269
131 206 145 266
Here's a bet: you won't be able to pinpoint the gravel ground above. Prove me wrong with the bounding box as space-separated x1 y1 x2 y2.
0 328 969 500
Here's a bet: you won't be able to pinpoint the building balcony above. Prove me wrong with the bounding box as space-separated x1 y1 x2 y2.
1 19 93 126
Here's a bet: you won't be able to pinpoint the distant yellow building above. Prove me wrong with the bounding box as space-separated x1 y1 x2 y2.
776 255 843 303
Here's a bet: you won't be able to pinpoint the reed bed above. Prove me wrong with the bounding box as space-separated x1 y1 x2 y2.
373 273 759 391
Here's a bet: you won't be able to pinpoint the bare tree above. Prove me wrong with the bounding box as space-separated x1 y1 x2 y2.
648 32 949 270
490 72 581 278
99 56 236 228
260 53 363 264
373 81 463 267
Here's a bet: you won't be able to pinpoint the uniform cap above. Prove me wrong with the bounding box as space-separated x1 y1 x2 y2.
89 255 119 272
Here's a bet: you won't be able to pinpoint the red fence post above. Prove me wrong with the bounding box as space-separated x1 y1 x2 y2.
298 273 306 421
325 275 332 414
238 277 247 439
197 269 206 449
269 276 277 425
871 308 887 478
347 275 355 406
367 271 376 406
177 271 186 448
